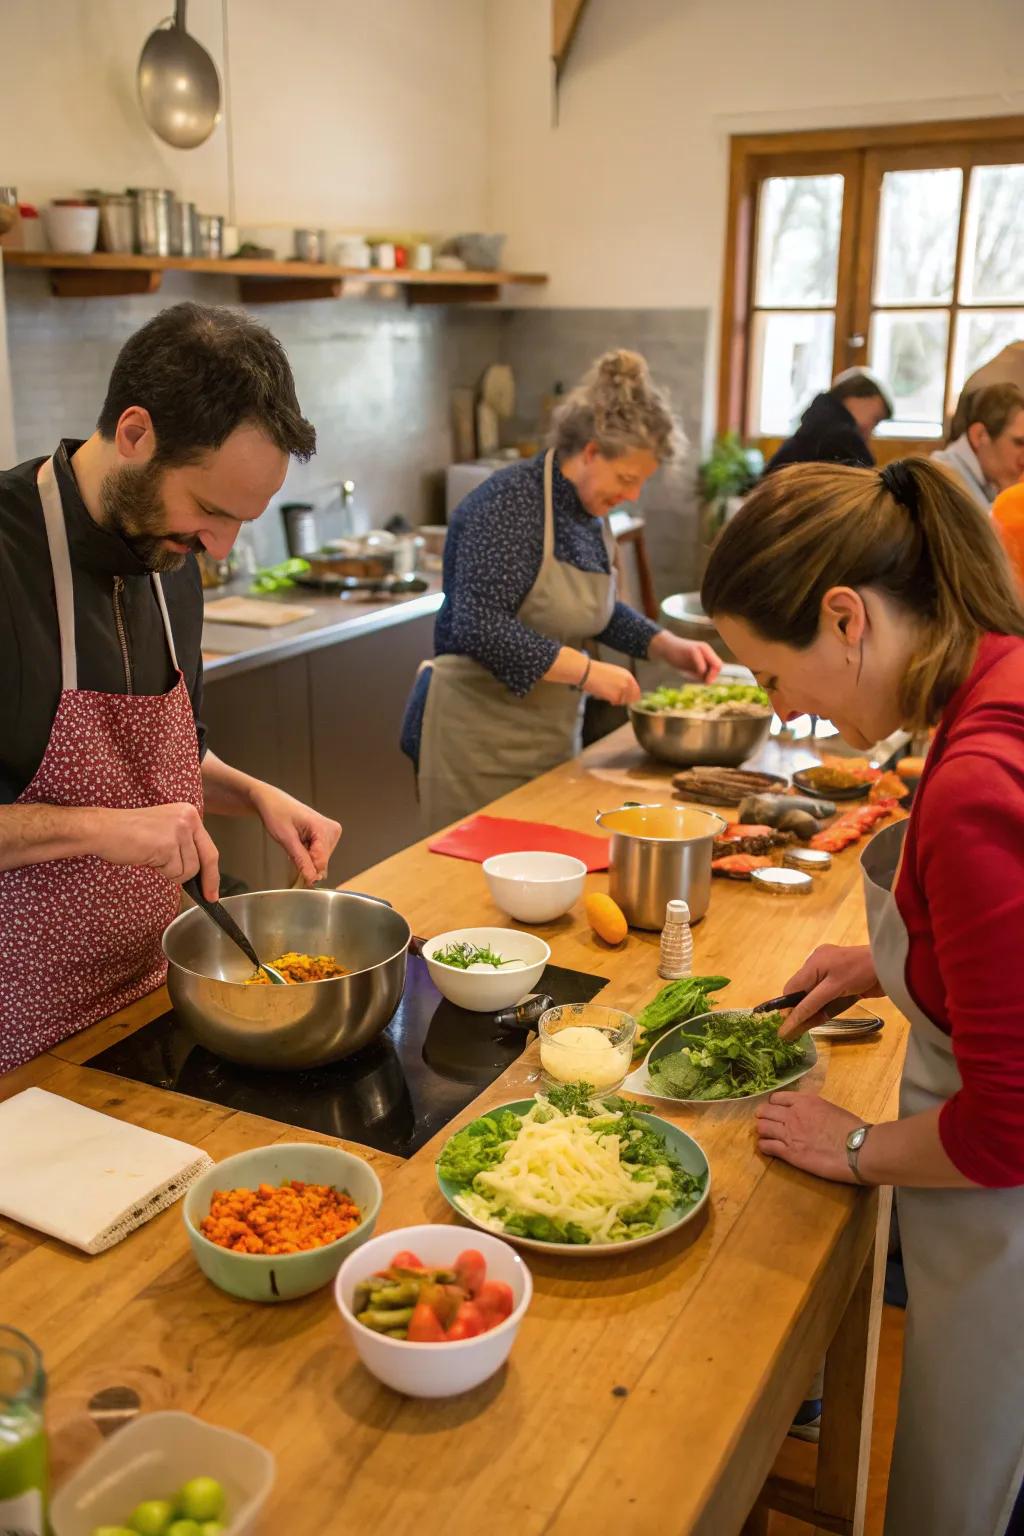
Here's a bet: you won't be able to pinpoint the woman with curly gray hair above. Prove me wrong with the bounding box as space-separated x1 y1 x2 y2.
403 349 719 831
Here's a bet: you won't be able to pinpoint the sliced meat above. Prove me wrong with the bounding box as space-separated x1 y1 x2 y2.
712 853 774 878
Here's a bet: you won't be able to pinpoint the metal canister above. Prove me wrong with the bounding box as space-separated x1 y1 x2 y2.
97 195 134 253
280 502 319 559
294 228 327 263
595 803 727 929
170 199 197 256
130 188 171 255
0 186 18 238
197 214 224 258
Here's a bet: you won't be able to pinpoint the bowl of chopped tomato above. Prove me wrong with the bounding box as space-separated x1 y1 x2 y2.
184 1143 383 1302
335 1224 532 1397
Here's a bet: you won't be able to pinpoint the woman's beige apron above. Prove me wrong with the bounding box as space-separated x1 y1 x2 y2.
862 821 1024 1536
417 448 616 832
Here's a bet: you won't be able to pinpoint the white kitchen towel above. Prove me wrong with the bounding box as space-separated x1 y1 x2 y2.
0 1088 213 1254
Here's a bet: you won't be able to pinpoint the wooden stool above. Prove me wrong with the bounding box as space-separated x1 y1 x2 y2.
610 513 658 620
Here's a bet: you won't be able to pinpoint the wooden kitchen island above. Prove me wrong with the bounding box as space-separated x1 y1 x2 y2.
0 729 905 1536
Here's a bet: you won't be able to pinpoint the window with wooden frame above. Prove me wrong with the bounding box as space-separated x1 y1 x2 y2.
718 117 1024 463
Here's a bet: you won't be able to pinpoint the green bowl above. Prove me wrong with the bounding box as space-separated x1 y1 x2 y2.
183 1142 382 1302
436 1099 710 1257
623 1009 817 1104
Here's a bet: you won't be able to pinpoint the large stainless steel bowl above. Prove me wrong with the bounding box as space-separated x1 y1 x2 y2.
659 592 735 661
163 889 410 1070
629 706 771 767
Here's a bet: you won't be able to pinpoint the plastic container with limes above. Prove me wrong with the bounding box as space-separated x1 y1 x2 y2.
49 1413 273 1536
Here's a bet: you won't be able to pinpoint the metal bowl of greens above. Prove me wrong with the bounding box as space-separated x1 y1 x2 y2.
629 683 772 768
623 1007 817 1104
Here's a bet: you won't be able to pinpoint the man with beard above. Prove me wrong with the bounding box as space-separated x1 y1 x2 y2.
0 302 342 1069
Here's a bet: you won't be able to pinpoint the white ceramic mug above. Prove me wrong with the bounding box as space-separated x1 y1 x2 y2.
43 203 99 254
336 238 370 269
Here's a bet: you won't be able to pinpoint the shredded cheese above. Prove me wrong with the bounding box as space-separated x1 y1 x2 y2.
455 1106 667 1244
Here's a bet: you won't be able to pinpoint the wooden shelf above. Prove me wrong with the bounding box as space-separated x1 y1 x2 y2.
0 250 547 305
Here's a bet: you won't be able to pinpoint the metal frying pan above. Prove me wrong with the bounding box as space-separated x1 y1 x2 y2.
137 0 222 150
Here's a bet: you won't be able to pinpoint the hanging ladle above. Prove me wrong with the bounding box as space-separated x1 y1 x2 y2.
183 878 286 985
137 0 222 150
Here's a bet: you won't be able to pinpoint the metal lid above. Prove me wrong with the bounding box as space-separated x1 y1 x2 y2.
751 866 814 895
784 847 832 872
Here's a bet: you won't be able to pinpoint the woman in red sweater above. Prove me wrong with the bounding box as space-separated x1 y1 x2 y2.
702 457 1024 1536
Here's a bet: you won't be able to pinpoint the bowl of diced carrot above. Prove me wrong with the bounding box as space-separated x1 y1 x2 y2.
183 1143 383 1302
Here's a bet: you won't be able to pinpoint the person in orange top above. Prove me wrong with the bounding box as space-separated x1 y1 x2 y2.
993 480 1024 593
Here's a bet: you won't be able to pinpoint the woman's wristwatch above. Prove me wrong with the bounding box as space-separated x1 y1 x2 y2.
572 656 593 692
846 1124 873 1184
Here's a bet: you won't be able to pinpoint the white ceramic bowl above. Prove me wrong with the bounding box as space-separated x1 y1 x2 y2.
483 850 587 923
43 203 99 254
335 1223 532 1397
421 926 550 1011
49 1411 274 1536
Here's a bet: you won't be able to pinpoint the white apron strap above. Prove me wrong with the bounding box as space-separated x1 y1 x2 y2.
37 456 79 691
150 573 181 672
37 452 182 684
542 448 556 564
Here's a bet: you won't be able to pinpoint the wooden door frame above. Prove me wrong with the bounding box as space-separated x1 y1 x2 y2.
717 114 1024 441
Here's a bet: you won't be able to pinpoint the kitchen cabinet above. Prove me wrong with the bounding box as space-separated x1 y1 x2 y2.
307 613 434 882
201 609 435 890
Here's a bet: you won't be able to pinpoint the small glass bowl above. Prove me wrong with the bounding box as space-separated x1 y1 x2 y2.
538 1003 636 1095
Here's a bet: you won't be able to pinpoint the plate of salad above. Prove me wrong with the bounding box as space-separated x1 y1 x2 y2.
623 1008 817 1104
435 1083 710 1256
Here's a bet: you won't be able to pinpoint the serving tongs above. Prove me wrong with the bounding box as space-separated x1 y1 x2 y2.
183 877 287 984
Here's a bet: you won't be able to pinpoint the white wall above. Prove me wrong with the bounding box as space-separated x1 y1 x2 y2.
485 0 1024 310
1 0 487 231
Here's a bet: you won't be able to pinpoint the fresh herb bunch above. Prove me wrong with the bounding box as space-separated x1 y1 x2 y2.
634 975 730 1055
647 1010 807 1100
637 683 770 713
433 941 509 970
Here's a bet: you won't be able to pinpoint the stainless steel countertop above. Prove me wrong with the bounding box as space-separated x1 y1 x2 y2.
201 576 444 682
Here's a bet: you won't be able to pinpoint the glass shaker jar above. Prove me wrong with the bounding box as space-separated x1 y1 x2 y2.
0 1327 48 1535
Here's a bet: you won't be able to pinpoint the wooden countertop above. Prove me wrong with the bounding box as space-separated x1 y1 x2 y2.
0 729 904 1536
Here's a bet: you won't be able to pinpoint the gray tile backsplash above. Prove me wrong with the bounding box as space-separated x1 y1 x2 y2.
6 271 706 590
495 308 709 600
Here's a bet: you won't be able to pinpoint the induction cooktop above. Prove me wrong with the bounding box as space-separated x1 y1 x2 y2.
84 957 608 1160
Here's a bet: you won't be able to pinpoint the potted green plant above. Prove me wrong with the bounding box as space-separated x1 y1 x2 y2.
698 433 763 545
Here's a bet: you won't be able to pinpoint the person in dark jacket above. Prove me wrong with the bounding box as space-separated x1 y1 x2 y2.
764 368 893 474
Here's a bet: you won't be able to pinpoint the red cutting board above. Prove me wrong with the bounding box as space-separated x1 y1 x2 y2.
429 815 610 872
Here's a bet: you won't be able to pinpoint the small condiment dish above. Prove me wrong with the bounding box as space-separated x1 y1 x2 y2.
538 1003 636 1093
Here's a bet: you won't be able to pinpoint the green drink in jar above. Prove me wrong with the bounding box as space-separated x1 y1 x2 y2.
0 1328 48 1535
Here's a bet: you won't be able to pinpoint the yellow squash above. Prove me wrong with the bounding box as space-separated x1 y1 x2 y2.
585 892 628 947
